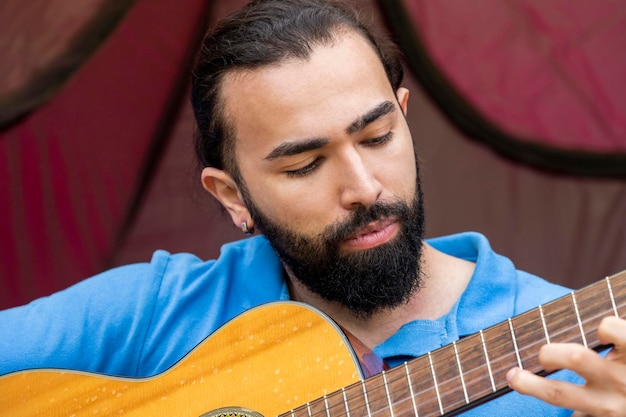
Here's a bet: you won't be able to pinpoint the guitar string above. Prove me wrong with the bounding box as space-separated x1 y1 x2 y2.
277 276 625 417
288 309 577 417
387 296 620 417
400 279 626 384
290 283 626 417
292 318 622 417
384 296 617 417
396 293 626 407
280 280 624 414
306 294 625 417
380 294 626 415
374 297 624 417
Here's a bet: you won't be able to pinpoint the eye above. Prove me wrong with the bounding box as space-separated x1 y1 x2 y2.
363 131 393 147
285 157 324 177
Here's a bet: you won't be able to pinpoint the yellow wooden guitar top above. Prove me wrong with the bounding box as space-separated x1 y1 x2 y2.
0 302 362 417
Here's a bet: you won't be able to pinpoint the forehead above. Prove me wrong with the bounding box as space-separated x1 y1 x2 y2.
220 31 395 158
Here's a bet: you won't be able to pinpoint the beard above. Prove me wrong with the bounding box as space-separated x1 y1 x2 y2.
240 179 426 319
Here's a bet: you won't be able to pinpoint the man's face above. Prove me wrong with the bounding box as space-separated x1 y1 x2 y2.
218 31 424 317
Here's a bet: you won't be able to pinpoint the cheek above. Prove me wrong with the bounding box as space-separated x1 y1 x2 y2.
378 136 418 196
249 178 333 230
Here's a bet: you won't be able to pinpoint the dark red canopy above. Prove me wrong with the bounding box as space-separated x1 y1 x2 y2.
381 0 626 175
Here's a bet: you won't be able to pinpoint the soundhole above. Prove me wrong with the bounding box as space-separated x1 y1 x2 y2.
200 406 264 417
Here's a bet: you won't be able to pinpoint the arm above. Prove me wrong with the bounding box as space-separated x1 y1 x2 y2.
508 316 626 416
0 263 158 376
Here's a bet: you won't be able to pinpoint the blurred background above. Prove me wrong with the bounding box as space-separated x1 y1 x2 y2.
1 0 625 309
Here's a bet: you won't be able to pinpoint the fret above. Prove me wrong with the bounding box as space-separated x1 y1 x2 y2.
606 272 626 317
383 367 418 415
293 405 308 417
306 397 326 417
481 321 520 388
453 341 469 404
341 388 351 417
361 380 372 417
385 365 416 416
508 318 523 369
480 330 496 392
323 390 348 417
404 356 442 416
540 295 584 345
382 371 395 417
454 332 498 403
404 363 419 417
538 304 550 344
606 277 619 317
570 279 617 351
428 352 444 415
285 403 305 417
361 374 394 417
309 390 348 417
509 308 543 372
342 380 369 417
571 292 587 348
307 402 312 417
430 345 468 412
324 395 331 417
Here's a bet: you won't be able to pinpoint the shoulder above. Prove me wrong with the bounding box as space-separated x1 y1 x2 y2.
428 232 570 332
129 238 287 375
0 236 286 377
432 232 584 414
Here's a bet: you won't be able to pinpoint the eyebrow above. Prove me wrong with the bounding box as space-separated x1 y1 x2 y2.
346 100 396 134
264 100 396 161
264 137 329 161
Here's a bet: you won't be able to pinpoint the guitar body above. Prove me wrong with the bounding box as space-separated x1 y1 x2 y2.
0 302 362 417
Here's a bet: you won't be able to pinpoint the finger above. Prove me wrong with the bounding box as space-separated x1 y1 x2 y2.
507 367 595 413
538 343 609 382
540 341 626 393
598 316 626 352
509 367 626 416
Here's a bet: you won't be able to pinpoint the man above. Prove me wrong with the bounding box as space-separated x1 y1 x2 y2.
1 0 626 415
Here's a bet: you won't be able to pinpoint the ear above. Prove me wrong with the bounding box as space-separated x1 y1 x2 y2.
396 87 410 116
201 167 251 229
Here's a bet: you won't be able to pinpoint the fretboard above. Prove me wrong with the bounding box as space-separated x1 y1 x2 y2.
282 269 626 417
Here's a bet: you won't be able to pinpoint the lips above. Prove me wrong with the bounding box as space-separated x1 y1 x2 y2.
342 217 399 250
348 218 394 238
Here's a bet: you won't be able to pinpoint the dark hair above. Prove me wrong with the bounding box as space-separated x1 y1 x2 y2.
191 0 404 180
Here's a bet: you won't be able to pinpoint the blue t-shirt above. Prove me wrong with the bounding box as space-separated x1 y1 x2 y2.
0 232 580 415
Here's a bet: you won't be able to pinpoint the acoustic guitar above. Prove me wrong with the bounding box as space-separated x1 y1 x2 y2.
1 269 625 416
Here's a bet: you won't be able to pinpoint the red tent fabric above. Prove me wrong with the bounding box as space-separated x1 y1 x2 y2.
0 0 211 307
381 0 626 175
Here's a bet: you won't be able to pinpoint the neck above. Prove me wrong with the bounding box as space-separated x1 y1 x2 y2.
285 242 475 349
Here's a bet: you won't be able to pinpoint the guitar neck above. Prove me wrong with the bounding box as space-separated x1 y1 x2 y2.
283 270 626 417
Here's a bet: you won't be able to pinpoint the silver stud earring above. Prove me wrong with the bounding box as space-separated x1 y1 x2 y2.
241 221 254 236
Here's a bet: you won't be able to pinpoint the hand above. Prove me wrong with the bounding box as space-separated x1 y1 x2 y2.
507 316 626 416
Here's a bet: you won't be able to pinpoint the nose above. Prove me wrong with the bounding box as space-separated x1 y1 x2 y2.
338 152 383 209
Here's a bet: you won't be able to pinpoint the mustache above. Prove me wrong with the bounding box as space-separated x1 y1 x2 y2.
322 200 410 244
